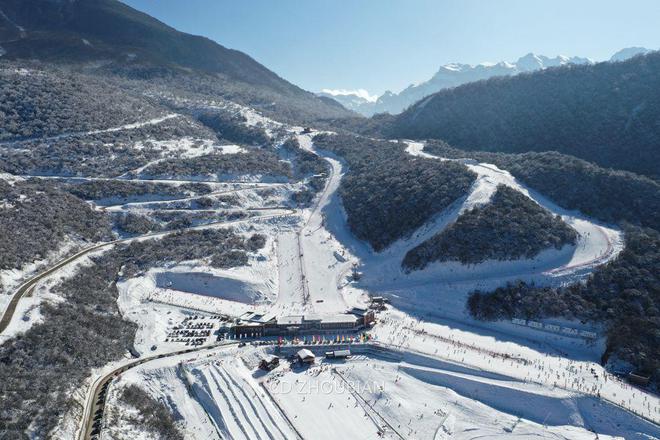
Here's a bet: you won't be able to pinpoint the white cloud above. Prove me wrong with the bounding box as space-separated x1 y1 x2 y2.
320 88 378 102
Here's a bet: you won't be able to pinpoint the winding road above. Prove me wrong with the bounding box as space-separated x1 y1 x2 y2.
78 341 240 440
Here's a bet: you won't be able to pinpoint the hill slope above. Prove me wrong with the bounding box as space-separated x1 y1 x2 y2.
402 185 577 270
0 0 352 122
389 51 660 179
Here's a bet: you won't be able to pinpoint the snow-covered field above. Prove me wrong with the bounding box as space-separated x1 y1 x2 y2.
110 344 659 440
186 357 298 439
117 231 280 355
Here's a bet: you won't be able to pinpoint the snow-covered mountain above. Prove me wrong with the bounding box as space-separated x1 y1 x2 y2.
316 89 378 113
323 53 592 116
610 46 652 62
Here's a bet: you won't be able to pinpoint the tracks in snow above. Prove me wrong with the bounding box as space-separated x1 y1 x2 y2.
193 361 296 440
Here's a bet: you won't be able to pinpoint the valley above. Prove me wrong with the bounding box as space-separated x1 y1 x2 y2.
2 110 657 439
0 1 658 439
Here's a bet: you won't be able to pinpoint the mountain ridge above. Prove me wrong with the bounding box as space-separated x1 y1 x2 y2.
322 48 651 116
0 0 353 122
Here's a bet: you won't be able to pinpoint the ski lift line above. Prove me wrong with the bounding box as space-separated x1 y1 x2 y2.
259 383 306 440
332 369 406 440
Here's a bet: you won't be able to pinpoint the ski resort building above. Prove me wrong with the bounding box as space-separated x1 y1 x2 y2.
296 348 316 364
232 309 375 338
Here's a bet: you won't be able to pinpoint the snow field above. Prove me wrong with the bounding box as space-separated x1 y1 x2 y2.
339 355 630 440
117 233 280 355
371 310 660 427
103 347 246 440
265 365 388 440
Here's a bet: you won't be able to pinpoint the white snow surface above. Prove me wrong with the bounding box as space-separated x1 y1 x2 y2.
117 237 278 355
134 344 659 440
312 140 626 326
403 140 623 281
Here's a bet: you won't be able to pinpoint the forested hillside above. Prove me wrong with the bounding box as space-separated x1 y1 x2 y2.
0 178 111 273
139 150 291 181
424 142 660 231
403 185 577 270
313 133 476 251
61 180 212 203
196 109 270 146
391 52 660 179
282 137 330 207
0 228 263 439
0 0 353 123
468 226 660 385
0 66 162 141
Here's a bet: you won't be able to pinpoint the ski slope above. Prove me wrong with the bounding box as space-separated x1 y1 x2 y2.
405 141 623 280
188 359 298 440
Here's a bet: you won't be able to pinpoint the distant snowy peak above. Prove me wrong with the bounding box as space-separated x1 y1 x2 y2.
431 53 592 83
331 53 594 116
320 88 378 103
367 53 593 116
610 47 653 62
514 53 592 71
317 89 378 113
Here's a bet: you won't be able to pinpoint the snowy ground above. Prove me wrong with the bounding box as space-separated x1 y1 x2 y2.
372 310 660 425
111 344 659 440
404 141 623 282
117 230 280 355
119 137 247 179
336 351 659 440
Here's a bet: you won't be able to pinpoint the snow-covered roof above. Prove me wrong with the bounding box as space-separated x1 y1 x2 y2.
296 348 315 360
320 314 357 324
245 312 277 324
277 315 303 326
350 307 369 316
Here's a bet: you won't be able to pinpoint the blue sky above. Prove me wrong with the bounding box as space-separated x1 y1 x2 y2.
122 0 659 96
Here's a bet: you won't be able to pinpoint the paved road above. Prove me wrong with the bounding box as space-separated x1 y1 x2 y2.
0 242 111 334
